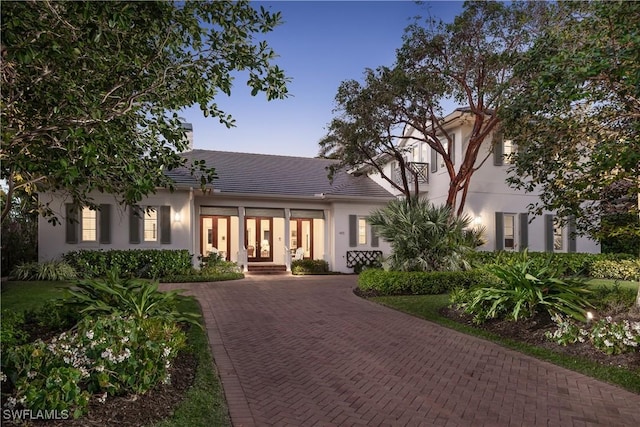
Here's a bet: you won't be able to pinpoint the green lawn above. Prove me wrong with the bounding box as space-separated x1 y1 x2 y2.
584 278 639 291
0 280 231 427
372 292 640 394
0 280 74 312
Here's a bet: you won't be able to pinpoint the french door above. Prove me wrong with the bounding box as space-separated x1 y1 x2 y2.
245 217 272 262
201 216 230 261
290 218 313 259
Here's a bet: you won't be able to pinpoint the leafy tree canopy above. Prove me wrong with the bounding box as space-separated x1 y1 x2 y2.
1 0 289 223
500 0 640 240
320 1 548 213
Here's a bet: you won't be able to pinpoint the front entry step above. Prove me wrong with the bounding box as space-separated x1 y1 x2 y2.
247 264 288 275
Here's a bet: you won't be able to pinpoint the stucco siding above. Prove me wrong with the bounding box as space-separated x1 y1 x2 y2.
38 190 193 262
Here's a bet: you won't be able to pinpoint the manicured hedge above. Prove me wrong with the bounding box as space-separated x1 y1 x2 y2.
358 269 495 296
63 249 193 279
590 259 640 281
291 259 330 275
466 251 636 277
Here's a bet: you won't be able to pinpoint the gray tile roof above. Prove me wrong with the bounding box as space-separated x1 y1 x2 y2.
166 150 394 200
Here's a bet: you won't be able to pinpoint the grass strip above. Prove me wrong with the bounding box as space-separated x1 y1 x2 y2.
153 298 231 427
371 294 640 394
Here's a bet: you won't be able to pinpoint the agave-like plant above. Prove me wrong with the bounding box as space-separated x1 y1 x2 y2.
368 199 484 272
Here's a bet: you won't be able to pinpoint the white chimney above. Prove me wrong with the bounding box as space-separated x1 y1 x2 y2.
182 122 194 151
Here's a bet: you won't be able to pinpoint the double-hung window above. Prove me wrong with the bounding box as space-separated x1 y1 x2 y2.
66 204 111 244
143 208 158 242
81 207 97 242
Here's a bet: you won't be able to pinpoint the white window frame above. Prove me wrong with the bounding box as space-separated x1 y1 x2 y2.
81 207 97 242
143 207 158 242
503 213 516 250
358 217 367 246
503 139 515 164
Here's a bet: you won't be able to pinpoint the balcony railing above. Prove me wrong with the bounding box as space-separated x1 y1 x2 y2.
391 162 429 187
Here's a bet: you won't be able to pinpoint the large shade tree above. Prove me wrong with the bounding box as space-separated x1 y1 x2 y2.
320 1 547 214
1 0 288 223
500 0 640 244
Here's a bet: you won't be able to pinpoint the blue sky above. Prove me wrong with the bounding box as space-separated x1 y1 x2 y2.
182 1 464 158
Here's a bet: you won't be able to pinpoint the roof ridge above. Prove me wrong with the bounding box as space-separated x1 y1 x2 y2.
189 149 335 163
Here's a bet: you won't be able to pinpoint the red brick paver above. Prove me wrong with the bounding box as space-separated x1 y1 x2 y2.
170 275 640 426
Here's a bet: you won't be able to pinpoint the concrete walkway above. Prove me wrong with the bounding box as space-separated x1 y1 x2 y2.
168 275 640 427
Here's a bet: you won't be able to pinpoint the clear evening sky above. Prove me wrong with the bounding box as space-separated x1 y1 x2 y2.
181 1 464 158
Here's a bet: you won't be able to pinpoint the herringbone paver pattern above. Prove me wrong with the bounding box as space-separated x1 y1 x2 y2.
169 275 640 426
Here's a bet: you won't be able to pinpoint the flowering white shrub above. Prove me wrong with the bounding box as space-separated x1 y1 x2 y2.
590 317 640 355
2 314 186 417
546 315 640 355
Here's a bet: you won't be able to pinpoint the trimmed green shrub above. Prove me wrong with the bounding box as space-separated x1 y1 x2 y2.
291 259 330 275
63 249 192 279
466 251 636 277
10 261 77 281
358 269 493 296
590 259 640 281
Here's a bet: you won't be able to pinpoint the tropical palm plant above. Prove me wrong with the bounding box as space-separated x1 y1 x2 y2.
368 199 484 272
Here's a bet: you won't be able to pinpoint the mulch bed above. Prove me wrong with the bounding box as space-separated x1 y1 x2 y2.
440 306 640 371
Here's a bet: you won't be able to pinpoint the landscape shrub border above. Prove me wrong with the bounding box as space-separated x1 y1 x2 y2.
358 269 495 296
291 259 330 275
465 251 637 278
63 249 193 279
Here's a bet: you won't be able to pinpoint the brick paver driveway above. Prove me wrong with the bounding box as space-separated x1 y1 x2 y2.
176 275 640 426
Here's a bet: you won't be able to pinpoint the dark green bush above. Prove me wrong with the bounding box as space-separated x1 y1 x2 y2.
357 269 494 296
0 310 28 348
291 259 330 275
466 251 636 277
63 249 193 279
589 283 637 314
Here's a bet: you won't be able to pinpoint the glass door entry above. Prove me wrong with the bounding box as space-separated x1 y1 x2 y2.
290 219 313 259
246 217 272 262
201 216 230 261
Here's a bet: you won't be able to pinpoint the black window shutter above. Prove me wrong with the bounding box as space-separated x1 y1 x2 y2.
370 224 379 248
430 147 438 173
519 213 528 250
348 215 357 247
99 204 111 244
495 212 504 251
160 205 171 244
450 134 455 165
129 206 141 244
493 133 504 166
545 214 554 253
568 216 577 253
65 204 78 244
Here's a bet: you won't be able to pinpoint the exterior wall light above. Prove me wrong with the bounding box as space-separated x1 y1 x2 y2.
174 212 182 222
473 216 482 226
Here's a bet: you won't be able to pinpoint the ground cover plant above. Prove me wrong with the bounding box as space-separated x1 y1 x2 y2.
0 275 230 426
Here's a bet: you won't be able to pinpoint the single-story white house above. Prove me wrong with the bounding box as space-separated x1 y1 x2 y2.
38 149 395 273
